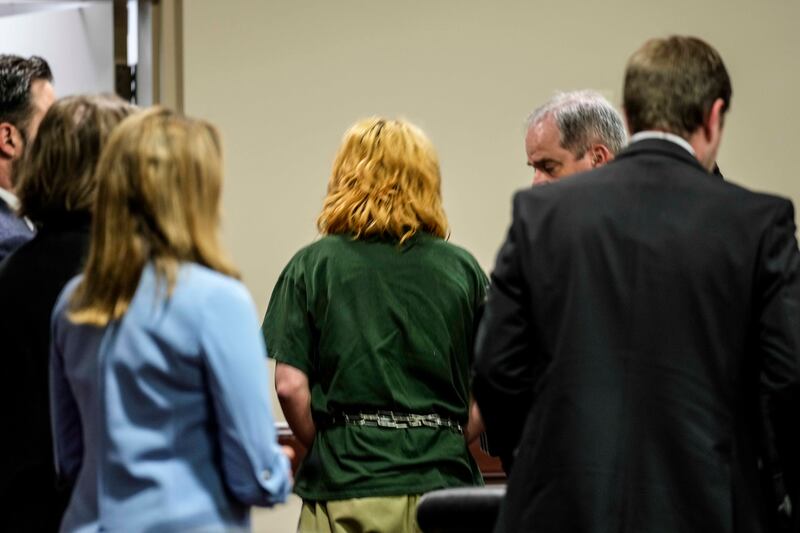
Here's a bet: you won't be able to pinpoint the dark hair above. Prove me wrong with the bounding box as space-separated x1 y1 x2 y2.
16 94 136 224
0 55 53 142
623 36 732 138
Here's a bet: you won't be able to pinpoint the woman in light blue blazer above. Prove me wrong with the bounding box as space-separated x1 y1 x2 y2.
49 107 291 532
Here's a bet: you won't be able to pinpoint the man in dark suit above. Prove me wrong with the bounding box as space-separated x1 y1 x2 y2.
473 35 800 532
480 90 629 471
0 54 55 262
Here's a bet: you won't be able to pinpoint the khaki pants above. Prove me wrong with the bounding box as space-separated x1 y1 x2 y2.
298 495 422 533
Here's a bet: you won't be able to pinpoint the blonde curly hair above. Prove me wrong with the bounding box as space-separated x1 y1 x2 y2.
317 117 448 244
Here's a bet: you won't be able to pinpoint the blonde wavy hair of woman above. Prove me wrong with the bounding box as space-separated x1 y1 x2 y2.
317 117 448 243
69 107 238 326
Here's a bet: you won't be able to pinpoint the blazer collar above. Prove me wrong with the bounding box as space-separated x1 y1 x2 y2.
615 138 717 177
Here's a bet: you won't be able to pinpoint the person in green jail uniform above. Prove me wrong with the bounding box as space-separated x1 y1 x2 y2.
262 117 487 533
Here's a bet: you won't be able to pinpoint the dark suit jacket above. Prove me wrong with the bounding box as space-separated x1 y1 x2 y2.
0 197 34 262
0 212 91 531
473 139 800 533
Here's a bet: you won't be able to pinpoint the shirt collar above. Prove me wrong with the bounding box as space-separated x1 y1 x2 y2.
0 187 35 232
629 131 696 157
0 187 19 210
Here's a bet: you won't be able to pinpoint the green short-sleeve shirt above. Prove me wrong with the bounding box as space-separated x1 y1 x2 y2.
262 233 487 500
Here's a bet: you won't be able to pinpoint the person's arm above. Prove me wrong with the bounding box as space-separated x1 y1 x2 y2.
463 397 485 444
201 281 292 507
275 362 316 448
472 192 537 471
262 256 318 449
49 302 83 488
756 200 800 522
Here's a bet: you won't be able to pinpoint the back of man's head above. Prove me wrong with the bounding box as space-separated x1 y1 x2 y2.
0 55 53 143
528 90 628 158
623 36 732 139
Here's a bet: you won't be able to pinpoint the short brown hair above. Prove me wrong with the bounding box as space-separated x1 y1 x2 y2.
317 117 448 244
16 94 135 223
69 107 239 326
623 36 732 138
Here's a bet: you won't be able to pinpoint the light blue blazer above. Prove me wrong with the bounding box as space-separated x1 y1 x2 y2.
50 263 291 532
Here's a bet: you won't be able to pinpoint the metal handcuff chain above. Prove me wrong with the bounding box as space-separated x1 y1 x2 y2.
336 411 464 435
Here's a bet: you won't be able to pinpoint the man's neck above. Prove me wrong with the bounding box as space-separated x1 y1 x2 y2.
686 128 717 172
0 158 12 191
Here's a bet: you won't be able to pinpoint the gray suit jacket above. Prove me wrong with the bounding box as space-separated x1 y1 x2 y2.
0 197 33 263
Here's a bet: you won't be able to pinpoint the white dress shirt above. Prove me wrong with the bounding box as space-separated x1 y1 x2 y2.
629 130 696 156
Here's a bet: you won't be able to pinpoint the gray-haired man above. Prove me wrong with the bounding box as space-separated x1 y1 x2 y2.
525 90 627 185
475 90 628 471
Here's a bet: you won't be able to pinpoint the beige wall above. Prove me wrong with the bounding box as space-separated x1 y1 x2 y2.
182 0 800 317
181 2 799 530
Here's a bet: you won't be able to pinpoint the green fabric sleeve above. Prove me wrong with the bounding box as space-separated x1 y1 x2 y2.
261 256 313 375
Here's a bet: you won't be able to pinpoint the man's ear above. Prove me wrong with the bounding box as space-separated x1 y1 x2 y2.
704 98 725 144
622 107 633 137
0 123 18 159
589 144 613 167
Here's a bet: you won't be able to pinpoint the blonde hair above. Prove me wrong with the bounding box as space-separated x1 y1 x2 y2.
317 117 448 244
16 94 135 223
69 107 238 326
